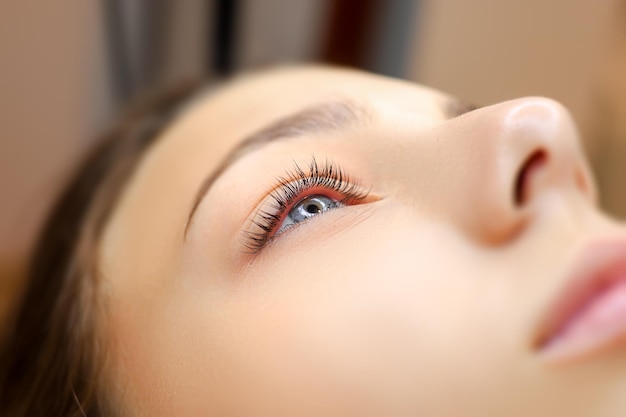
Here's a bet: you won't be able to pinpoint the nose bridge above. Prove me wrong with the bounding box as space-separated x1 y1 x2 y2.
418 97 593 246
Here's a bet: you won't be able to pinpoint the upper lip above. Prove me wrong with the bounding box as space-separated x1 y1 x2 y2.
534 238 626 361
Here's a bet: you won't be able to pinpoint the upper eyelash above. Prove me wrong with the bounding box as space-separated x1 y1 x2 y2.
242 157 369 252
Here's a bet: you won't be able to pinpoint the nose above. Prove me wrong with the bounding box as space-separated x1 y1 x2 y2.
448 97 595 245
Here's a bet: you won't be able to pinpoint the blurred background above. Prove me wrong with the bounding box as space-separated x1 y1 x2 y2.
1 0 626 323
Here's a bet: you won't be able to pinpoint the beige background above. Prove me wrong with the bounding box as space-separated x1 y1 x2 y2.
0 2 109 323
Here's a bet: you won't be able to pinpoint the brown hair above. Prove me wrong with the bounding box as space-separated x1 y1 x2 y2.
0 81 203 416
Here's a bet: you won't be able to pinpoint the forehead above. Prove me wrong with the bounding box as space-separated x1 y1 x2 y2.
187 66 447 137
99 67 447 286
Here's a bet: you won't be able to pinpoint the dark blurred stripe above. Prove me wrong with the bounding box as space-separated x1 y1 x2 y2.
141 0 168 86
102 0 169 102
367 0 420 78
321 0 380 68
211 0 240 76
102 0 134 102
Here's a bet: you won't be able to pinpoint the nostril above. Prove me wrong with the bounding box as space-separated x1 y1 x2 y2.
514 150 547 206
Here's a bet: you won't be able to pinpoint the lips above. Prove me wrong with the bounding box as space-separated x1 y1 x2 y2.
535 240 626 363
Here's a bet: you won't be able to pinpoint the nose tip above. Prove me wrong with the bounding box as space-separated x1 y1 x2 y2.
452 97 596 245
503 98 595 206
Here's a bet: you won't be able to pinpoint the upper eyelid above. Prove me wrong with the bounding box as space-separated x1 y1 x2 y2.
248 162 367 226
240 159 372 252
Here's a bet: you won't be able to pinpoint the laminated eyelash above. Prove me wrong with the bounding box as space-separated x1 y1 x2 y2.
242 157 369 252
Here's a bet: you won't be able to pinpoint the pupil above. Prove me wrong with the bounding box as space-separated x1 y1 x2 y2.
305 203 321 214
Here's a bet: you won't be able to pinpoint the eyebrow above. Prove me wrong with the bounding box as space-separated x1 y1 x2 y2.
184 96 475 236
184 99 371 235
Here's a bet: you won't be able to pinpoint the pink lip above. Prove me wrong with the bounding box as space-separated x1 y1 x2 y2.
535 239 626 364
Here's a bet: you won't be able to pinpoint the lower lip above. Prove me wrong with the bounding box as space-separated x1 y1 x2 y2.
540 273 626 363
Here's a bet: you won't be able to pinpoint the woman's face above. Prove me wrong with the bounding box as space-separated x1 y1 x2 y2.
100 67 626 416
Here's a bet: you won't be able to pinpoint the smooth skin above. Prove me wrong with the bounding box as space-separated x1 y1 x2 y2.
99 66 626 416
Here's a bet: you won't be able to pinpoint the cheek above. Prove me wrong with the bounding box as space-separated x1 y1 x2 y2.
114 211 518 415
202 217 500 412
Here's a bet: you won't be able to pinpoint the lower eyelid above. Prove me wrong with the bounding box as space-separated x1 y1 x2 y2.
261 202 377 252
274 197 346 236
261 189 351 235
242 190 379 254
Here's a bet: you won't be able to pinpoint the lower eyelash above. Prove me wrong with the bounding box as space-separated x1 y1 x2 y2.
242 157 369 252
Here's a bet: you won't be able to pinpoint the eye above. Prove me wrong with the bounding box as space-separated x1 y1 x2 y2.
241 158 372 253
276 194 341 235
